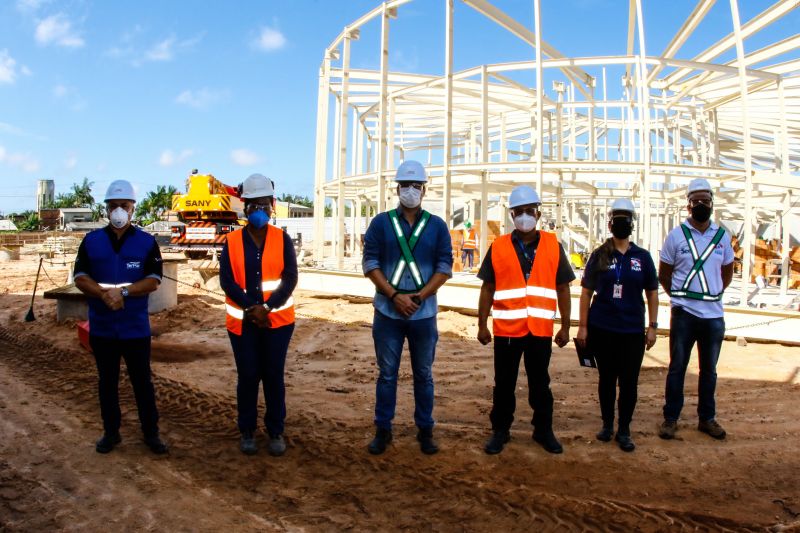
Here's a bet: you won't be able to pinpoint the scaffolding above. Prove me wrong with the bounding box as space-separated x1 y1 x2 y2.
313 0 800 306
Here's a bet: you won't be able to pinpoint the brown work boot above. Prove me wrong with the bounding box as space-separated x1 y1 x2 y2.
658 420 677 440
698 419 726 440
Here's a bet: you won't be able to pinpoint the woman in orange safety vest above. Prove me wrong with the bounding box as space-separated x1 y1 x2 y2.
220 173 297 458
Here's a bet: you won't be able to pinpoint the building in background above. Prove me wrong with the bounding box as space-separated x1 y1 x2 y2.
36 180 55 211
274 201 313 218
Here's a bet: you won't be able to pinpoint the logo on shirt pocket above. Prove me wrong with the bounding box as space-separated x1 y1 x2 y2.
630 258 642 272
126 261 141 270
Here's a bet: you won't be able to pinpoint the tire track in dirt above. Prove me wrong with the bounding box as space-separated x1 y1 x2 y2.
0 326 767 531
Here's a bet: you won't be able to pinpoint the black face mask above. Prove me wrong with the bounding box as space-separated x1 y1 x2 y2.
610 218 633 239
691 204 712 223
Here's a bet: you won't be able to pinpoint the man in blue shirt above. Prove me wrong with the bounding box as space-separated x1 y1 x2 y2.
362 160 453 455
658 178 734 441
73 180 167 455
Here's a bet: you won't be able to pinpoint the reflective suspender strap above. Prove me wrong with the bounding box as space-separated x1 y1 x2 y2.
671 226 726 301
388 209 430 291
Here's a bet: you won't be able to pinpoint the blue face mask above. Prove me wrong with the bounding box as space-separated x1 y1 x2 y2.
247 209 269 229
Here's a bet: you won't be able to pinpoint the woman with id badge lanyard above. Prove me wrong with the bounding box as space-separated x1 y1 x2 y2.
575 199 659 452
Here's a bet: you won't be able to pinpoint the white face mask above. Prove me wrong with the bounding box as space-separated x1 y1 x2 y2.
513 213 537 233
109 207 130 229
398 187 422 208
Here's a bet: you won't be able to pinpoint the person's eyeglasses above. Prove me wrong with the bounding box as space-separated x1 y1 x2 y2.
689 199 712 207
247 204 270 212
511 207 539 218
399 183 424 191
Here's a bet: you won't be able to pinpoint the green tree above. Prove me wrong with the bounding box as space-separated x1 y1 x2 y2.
47 177 95 208
277 193 313 208
17 211 40 231
135 185 179 225
91 202 106 222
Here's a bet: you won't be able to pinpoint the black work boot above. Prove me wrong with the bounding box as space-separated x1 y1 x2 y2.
240 430 258 455
368 427 392 455
143 433 169 455
484 431 511 455
532 429 563 454
417 427 439 455
95 432 121 454
596 425 614 442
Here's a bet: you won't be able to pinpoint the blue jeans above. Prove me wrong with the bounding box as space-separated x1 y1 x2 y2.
663 306 725 422
228 323 295 436
372 310 438 431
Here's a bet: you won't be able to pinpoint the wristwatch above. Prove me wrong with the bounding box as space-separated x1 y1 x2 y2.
120 287 129 298
649 322 658 328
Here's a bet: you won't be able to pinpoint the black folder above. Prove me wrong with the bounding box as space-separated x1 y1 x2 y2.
574 338 597 368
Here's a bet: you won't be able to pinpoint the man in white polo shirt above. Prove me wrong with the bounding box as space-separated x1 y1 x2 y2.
658 178 734 440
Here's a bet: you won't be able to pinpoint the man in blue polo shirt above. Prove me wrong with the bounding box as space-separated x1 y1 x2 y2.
74 180 167 455
362 160 453 455
658 178 734 441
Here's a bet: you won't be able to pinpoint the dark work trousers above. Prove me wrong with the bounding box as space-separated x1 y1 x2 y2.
89 335 159 437
228 322 295 437
588 326 645 433
490 333 554 433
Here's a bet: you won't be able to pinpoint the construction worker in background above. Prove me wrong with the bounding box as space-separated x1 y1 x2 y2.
575 198 659 452
220 173 298 456
73 180 168 455
462 221 477 269
658 178 734 441
362 160 453 455
476 185 575 455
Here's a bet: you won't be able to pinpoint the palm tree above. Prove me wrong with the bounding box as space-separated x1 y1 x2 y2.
70 177 95 207
135 185 178 225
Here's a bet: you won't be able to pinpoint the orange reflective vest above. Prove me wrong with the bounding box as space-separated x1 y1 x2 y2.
225 226 295 335
462 228 477 250
491 231 559 337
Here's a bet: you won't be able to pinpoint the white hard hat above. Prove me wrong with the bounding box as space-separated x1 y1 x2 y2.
686 178 713 197
608 198 636 217
241 173 275 199
508 185 541 208
105 180 136 202
395 160 428 183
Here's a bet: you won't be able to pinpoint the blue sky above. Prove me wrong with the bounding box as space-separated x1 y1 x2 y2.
0 0 796 215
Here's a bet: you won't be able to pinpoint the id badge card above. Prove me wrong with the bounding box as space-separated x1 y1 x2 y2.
613 283 623 299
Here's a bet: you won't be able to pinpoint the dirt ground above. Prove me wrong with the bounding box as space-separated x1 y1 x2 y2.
0 251 799 531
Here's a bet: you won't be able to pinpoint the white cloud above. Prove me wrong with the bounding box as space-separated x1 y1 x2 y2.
50 83 86 111
52 83 68 98
175 88 228 110
16 0 49 13
0 50 20 84
35 14 84 48
0 122 26 136
108 31 203 66
230 148 262 167
253 26 286 52
158 148 194 167
64 154 77 169
0 122 46 141
0 145 41 173
145 37 176 62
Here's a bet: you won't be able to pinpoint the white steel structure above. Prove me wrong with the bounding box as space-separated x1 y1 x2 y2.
313 0 800 305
